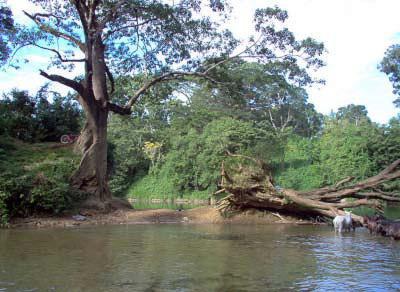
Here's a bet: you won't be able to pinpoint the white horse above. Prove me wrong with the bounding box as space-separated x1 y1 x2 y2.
333 211 353 233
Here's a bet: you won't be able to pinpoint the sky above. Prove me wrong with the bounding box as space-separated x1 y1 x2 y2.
1 0 399 124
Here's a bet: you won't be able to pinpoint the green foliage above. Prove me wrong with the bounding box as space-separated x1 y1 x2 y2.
11 1 326 205
127 174 177 200
0 87 81 143
107 104 167 195
158 117 261 193
336 104 370 125
317 119 378 184
123 116 268 200
34 85 82 141
276 165 324 191
369 115 400 169
0 140 83 223
275 136 322 190
380 44 400 107
0 90 36 141
190 61 323 138
128 173 211 200
0 4 15 66
275 114 400 191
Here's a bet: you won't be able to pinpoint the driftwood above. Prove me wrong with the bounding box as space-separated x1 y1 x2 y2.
215 155 400 225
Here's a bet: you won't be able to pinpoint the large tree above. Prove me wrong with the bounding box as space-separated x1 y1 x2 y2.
380 44 400 107
11 1 324 209
335 104 370 126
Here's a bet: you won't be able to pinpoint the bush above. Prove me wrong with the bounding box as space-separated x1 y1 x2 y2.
0 157 84 220
276 164 324 191
127 173 211 200
127 174 176 200
0 88 82 143
0 141 84 223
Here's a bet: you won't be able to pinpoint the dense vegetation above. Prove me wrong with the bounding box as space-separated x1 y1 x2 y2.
0 1 399 223
0 137 83 225
106 69 400 200
0 86 81 142
1 61 399 223
0 88 82 224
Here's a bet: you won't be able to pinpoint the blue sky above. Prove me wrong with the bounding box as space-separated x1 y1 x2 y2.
1 0 399 124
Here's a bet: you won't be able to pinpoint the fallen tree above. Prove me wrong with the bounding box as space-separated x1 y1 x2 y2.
215 154 400 225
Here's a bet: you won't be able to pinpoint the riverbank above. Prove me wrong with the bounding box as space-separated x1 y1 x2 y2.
8 206 317 229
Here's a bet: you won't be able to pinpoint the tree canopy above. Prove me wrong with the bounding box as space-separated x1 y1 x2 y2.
0 3 15 65
380 44 400 107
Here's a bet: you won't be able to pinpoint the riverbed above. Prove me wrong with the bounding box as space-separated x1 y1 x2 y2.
0 224 399 291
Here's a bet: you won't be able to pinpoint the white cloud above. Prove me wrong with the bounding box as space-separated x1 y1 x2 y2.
7 0 41 24
228 0 400 123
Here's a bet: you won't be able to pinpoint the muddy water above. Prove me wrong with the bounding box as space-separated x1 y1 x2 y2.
0 224 399 291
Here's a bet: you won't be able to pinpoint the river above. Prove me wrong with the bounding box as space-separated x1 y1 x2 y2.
0 224 399 291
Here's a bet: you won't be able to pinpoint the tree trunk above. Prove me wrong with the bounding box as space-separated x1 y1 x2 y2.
216 155 400 225
71 98 112 209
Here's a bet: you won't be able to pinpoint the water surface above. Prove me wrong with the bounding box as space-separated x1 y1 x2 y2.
0 224 399 291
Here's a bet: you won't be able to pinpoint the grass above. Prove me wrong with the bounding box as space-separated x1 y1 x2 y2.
0 138 78 174
127 174 212 200
0 137 81 221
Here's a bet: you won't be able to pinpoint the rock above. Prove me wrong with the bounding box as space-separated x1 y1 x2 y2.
72 215 87 221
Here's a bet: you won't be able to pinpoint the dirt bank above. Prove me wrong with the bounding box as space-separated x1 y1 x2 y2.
8 207 319 229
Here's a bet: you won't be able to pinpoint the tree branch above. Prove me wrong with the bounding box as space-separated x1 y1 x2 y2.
105 65 115 94
355 192 400 202
107 102 131 115
23 11 85 51
335 176 355 188
39 70 84 95
125 71 219 109
32 43 85 63
29 12 65 25
301 159 400 198
102 18 158 41
380 159 400 176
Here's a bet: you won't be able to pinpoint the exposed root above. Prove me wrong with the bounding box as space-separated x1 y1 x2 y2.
215 156 400 224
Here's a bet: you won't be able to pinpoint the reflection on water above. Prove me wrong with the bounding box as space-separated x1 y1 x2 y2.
0 224 399 291
132 200 205 210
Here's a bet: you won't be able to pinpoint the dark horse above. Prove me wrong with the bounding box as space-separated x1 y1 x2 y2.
363 215 400 240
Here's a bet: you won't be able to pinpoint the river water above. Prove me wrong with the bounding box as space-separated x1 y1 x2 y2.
0 224 399 291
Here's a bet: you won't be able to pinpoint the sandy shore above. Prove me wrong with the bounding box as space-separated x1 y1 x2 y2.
8 206 318 229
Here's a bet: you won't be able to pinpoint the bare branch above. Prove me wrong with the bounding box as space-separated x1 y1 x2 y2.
280 107 292 132
328 198 383 210
39 70 84 95
380 159 400 176
268 108 278 132
125 71 219 108
355 192 400 202
32 43 85 63
201 35 263 74
23 11 85 51
102 18 158 41
29 12 65 25
335 176 355 188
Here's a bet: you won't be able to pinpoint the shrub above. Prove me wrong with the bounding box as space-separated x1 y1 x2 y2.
0 141 84 223
0 158 84 219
